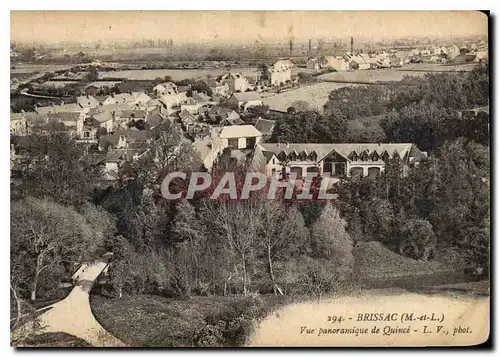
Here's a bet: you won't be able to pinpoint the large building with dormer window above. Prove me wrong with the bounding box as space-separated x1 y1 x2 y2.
251 142 427 185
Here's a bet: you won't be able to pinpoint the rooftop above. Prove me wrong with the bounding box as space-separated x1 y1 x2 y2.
219 125 262 139
259 143 417 162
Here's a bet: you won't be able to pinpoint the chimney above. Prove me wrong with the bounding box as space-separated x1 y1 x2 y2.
286 142 290 148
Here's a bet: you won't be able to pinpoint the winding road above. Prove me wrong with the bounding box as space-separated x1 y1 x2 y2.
14 259 126 347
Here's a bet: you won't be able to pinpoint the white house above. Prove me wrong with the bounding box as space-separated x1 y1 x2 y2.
226 92 263 111
268 59 294 86
193 129 226 170
220 72 251 93
219 125 263 150
76 95 99 109
153 82 178 97
102 93 134 105
10 112 29 136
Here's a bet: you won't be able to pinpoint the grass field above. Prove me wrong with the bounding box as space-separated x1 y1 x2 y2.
99 67 261 81
91 294 288 347
10 64 73 74
318 63 478 83
397 62 478 72
318 69 428 83
262 82 360 112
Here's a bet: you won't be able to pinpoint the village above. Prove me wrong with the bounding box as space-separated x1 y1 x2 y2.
10 38 488 188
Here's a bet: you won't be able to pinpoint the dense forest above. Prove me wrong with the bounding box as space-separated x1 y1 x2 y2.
11 63 489 317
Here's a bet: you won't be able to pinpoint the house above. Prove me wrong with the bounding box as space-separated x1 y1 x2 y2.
347 54 371 70
115 109 148 129
219 111 243 126
192 91 212 105
252 143 426 183
180 98 204 115
220 72 251 93
10 112 29 136
76 95 99 109
318 56 349 71
268 59 294 86
46 111 86 136
147 108 165 128
21 112 46 131
254 118 276 140
177 85 191 94
178 110 197 132
102 93 134 105
153 82 178 97
92 110 115 133
224 92 263 112
193 129 225 170
475 50 488 62
203 106 240 125
35 102 85 117
79 117 100 141
131 92 152 105
306 57 321 71
207 78 231 97
389 54 404 67
158 92 189 112
145 98 163 112
219 125 263 150
98 130 153 151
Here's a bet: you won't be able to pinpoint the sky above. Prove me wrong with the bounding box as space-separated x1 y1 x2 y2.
11 11 488 44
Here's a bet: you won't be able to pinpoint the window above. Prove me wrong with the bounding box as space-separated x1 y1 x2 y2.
368 167 381 177
323 161 333 173
335 163 346 176
84 132 89 138
228 138 238 148
350 167 364 177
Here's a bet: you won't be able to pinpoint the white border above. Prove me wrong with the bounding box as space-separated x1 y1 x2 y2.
2 2 497 357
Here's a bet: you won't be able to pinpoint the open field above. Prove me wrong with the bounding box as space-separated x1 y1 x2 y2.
262 82 360 112
397 62 479 72
10 64 74 74
318 63 478 83
99 67 260 81
318 69 428 83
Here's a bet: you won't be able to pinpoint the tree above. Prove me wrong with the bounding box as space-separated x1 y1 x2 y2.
206 200 264 295
380 103 462 153
398 219 436 261
290 100 311 113
171 200 205 295
310 203 354 279
83 67 99 83
15 131 101 206
258 64 269 83
11 197 111 301
258 203 309 295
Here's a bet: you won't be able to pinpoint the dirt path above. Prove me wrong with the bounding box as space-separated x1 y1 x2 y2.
15 261 126 347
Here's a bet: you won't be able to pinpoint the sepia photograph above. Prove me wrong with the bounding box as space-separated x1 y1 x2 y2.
9 10 490 348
